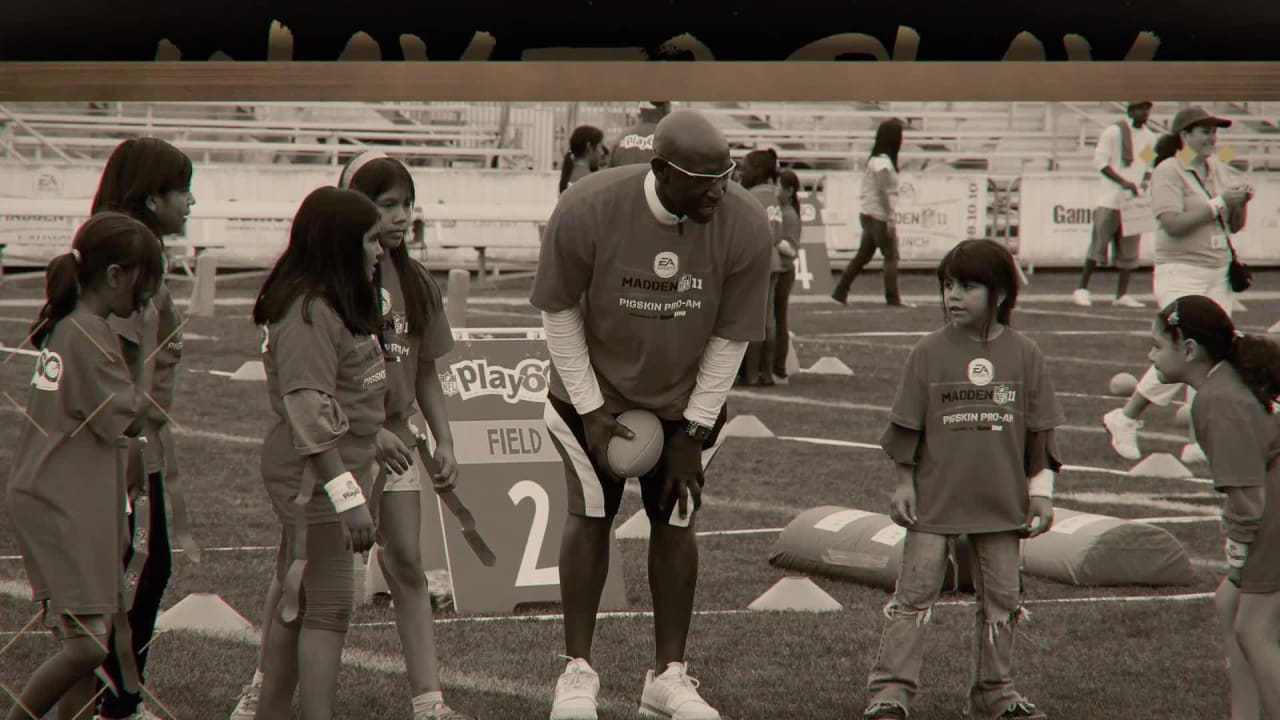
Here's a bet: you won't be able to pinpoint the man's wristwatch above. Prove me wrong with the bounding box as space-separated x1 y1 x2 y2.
684 419 714 442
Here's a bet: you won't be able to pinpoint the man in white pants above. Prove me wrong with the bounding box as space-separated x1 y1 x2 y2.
1102 105 1254 464
1073 101 1157 309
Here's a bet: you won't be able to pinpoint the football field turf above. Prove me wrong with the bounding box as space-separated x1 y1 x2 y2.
1 267 1278 719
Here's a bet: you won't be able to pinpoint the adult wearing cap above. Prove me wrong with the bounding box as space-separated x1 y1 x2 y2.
608 101 673 167
1103 105 1254 465
1073 101 1158 309
532 108 773 720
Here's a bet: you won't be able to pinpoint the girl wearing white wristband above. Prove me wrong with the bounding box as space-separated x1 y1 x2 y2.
1146 295 1280 720
248 186 399 720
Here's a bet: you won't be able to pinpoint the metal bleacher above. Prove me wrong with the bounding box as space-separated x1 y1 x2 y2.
2 100 1276 274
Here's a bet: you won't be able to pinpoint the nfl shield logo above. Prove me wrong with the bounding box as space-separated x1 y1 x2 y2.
993 385 1016 405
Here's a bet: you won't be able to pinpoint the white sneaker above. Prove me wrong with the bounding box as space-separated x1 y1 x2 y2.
1103 408 1143 460
550 657 600 720
1180 443 1208 465
1113 295 1145 308
638 662 721 720
229 682 259 720
1072 289 1092 307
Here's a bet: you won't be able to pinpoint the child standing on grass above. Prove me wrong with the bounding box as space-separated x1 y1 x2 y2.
91 136 196 720
249 186 410 720
229 154 470 720
6 212 165 720
1144 294 1280 720
344 151 468 719
861 238 1064 720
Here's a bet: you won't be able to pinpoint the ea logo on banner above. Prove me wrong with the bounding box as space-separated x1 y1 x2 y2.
653 251 679 279
32 349 63 392
968 358 994 387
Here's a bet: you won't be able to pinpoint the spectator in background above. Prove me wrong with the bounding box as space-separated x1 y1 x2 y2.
1073 101 1157 309
608 101 673 167
831 118 911 308
559 125 606 194
1102 105 1255 466
739 148 791 386
774 169 803 384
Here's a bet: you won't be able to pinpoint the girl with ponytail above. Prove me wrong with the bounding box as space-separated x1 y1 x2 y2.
6 212 164 720
559 125 606 194
1148 294 1280 720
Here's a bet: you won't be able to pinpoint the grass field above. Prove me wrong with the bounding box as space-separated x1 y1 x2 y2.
1 266 1278 720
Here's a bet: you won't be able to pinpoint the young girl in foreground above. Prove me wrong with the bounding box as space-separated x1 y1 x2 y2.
6 213 165 720
1146 294 1280 720
862 238 1064 720
250 186 397 720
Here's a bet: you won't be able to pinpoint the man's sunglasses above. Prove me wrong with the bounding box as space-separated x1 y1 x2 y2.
658 157 736 181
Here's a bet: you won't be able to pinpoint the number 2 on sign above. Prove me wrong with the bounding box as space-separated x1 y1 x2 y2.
508 480 559 587
795 249 815 290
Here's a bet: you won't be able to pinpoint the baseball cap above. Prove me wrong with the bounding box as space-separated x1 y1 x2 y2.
1127 101 1153 109
1171 106 1232 135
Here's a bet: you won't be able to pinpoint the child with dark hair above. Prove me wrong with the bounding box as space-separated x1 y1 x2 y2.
89 136 196 720
1147 294 1280 720
772 169 803 382
739 148 792 385
342 151 467 719
249 186 397 720
560 125 606 194
7 212 165 720
861 238 1063 720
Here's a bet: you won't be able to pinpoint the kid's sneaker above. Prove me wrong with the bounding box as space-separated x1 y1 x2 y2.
1102 408 1143 460
638 662 720 720
228 682 259 720
550 656 599 720
863 701 908 719
998 699 1048 719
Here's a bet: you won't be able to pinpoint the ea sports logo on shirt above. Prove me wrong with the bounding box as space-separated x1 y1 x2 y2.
31 349 63 392
967 358 994 387
653 252 679 279
380 288 393 316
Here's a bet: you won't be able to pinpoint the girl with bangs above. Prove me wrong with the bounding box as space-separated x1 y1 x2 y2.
90 136 197 720
860 239 1064 720
6 212 165 720
341 151 469 720
249 186 400 720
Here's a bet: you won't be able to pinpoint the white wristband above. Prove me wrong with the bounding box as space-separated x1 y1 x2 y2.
1225 538 1249 569
1209 195 1226 215
324 472 366 513
1028 468 1055 499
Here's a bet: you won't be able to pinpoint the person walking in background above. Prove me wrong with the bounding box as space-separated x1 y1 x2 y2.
831 118 912 308
773 169 803 384
1073 101 1158 309
559 125 606 194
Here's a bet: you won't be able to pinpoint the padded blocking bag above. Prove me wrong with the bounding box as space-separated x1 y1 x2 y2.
1021 508 1194 586
769 506 972 591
